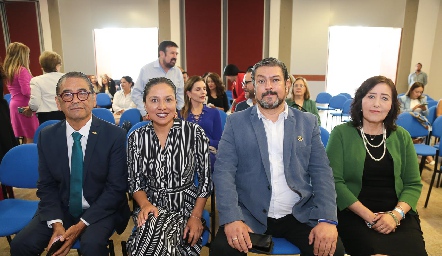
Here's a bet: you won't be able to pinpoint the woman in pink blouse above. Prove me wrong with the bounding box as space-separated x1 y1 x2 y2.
4 42 39 143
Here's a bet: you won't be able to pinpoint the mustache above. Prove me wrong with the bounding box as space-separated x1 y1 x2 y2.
171 58 177 62
261 91 277 97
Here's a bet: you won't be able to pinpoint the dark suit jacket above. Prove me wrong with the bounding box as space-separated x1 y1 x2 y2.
213 105 338 233
36 116 130 234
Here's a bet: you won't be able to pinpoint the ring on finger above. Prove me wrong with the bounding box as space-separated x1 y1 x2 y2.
232 237 238 241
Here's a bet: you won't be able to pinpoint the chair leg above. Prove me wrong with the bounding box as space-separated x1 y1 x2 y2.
121 241 128 256
419 156 426 175
108 239 115 256
6 235 12 244
425 155 440 207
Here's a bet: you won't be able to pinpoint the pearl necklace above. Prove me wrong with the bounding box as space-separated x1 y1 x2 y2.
360 124 386 161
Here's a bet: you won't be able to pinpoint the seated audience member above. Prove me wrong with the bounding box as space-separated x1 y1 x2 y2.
10 72 130 255
29 51 65 124
126 77 212 255
223 64 245 112
285 76 321 126
326 76 426 255
180 75 223 171
100 74 116 98
182 70 189 83
206 72 229 112
4 42 39 144
398 81 434 165
88 75 101 93
112 76 136 114
234 67 256 112
210 58 344 256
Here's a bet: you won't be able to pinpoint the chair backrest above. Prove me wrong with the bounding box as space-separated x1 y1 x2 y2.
95 93 112 108
218 109 227 130
319 126 330 147
127 120 150 138
427 100 438 109
4 93 11 105
338 93 352 99
425 94 434 101
315 92 332 104
342 99 353 114
0 144 39 188
92 108 115 124
396 112 429 138
432 116 442 138
119 108 142 128
428 106 437 125
328 95 347 110
33 120 60 144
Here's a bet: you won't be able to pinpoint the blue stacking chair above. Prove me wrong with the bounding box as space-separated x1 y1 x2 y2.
425 94 434 101
328 95 348 128
315 92 333 111
218 109 227 130
320 126 330 148
396 112 436 175
427 106 437 125
271 237 301 254
96 93 112 108
33 120 60 144
226 90 233 104
331 98 352 123
427 100 438 109
118 108 142 128
4 93 11 105
424 116 442 207
127 121 150 139
0 144 39 244
92 108 115 124
338 92 352 99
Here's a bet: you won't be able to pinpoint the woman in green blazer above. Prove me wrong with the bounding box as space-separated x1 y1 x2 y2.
326 76 426 255
285 76 321 126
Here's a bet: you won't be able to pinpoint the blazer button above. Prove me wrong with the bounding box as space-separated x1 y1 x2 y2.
263 209 267 213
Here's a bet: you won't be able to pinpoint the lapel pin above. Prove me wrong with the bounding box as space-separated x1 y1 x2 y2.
92 131 97 135
297 136 303 142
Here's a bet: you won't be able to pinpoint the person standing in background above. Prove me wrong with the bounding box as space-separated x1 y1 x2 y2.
408 62 428 86
29 51 65 124
132 40 185 120
4 42 39 143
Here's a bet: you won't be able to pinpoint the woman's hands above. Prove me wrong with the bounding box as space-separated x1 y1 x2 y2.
371 212 398 234
137 202 158 227
183 216 204 246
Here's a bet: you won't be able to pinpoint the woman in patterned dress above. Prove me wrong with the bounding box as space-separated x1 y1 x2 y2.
126 77 212 255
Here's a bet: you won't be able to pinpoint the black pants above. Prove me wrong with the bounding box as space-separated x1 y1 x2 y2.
37 111 65 124
210 214 345 256
10 211 115 256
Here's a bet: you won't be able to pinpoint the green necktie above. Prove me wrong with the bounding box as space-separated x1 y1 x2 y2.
69 132 83 218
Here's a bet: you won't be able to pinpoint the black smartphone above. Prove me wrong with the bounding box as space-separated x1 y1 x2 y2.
17 107 25 113
47 238 64 256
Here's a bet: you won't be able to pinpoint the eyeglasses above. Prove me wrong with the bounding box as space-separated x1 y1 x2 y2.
242 80 252 87
58 91 92 102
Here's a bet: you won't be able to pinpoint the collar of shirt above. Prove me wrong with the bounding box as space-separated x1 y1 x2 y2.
65 116 92 140
256 102 289 121
153 58 177 74
246 98 254 107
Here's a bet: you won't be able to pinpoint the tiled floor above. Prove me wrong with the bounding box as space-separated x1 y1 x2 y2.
1 162 441 255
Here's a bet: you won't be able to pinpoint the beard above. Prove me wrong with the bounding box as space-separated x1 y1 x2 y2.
257 90 284 109
165 58 177 68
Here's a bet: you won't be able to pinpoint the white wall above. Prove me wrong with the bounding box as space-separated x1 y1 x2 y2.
39 0 52 51
268 0 281 58
428 0 442 100
56 0 158 75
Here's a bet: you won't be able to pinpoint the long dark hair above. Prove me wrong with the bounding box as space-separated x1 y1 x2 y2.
350 75 399 131
205 73 225 97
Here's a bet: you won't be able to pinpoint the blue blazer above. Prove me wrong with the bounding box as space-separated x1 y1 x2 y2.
399 95 429 117
213 105 337 233
36 116 130 234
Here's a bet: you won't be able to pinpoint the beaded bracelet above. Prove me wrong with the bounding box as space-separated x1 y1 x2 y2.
393 207 405 220
318 219 338 225
387 211 400 226
190 215 201 220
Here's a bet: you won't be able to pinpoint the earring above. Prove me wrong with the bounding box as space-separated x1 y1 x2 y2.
174 112 178 119
145 113 150 120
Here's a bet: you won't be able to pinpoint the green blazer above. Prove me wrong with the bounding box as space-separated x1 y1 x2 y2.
286 98 321 126
326 122 422 212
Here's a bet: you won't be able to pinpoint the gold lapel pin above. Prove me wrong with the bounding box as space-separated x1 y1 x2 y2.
92 131 97 135
297 136 303 142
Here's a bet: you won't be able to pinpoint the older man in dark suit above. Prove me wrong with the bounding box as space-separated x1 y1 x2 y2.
11 72 130 256
210 58 344 256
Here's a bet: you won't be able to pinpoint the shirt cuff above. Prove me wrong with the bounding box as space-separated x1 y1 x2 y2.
47 219 63 228
80 218 90 226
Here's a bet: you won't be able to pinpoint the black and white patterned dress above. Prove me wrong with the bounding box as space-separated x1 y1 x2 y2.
126 119 212 256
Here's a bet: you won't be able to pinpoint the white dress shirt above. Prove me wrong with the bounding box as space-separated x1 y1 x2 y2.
47 118 92 227
112 90 136 112
257 103 301 219
132 59 185 116
29 72 64 112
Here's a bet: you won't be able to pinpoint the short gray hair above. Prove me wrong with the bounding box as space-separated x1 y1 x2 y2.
56 71 94 94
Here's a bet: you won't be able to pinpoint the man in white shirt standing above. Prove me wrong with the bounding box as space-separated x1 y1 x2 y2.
210 58 344 256
408 62 428 86
132 41 184 120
